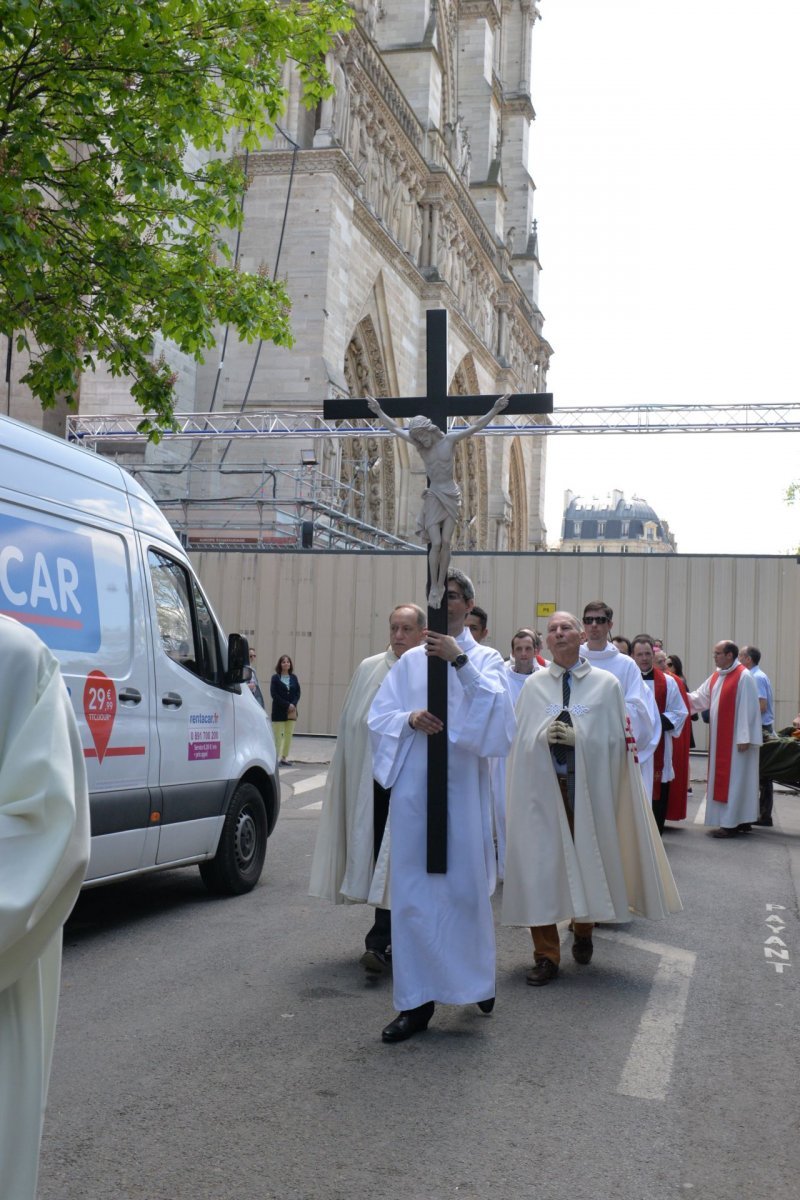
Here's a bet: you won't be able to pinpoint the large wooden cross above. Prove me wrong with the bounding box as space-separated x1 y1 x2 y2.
323 309 553 872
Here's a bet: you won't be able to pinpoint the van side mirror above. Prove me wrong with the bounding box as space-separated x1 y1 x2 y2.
226 633 250 685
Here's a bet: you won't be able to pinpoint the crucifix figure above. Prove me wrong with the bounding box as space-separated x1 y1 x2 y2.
365 392 510 608
323 308 553 873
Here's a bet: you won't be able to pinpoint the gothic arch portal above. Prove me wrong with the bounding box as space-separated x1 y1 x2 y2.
340 316 396 531
450 356 488 550
508 438 528 552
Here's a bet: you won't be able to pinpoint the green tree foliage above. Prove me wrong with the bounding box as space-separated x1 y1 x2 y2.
0 0 351 436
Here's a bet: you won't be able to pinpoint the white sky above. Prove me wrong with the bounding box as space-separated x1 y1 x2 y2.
532 1 800 554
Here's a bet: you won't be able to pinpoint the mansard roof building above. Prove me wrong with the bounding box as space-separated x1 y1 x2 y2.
559 490 677 554
5 0 553 553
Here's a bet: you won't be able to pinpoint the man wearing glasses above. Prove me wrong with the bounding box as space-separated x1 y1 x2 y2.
581 602 660 794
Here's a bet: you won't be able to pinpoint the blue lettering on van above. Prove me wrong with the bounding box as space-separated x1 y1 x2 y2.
0 514 101 651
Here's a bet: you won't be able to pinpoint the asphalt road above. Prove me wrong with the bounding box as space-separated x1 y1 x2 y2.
39 749 800 1200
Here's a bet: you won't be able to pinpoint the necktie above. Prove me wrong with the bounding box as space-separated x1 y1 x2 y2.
553 670 572 765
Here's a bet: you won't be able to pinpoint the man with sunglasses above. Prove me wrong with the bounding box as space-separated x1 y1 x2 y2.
581 602 660 794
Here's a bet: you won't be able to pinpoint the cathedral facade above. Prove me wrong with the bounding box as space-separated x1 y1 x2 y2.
6 1 553 551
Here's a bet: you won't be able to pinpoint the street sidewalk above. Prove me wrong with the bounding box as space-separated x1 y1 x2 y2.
286 734 336 766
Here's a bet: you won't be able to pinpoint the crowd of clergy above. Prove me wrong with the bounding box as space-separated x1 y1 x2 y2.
310 577 772 1042
0 569 782 1195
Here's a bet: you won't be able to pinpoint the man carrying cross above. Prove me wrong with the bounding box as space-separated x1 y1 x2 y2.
367 569 515 1042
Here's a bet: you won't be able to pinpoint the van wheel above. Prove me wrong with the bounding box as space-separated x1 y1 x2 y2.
199 782 267 895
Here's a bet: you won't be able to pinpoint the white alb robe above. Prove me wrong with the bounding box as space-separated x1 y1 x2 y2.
490 662 537 881
368 630 515 1010
584 643 660 793
688 664 762 828
502 660 681 928
0 616 90 1200
309 650 397 904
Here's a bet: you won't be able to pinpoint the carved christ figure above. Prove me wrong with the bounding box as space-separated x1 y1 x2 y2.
366 393 510 607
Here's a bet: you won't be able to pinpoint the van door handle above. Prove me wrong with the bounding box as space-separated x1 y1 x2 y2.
162 692 183 708
119 688 142 705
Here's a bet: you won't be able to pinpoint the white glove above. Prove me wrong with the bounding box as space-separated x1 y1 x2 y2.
547 720 575 747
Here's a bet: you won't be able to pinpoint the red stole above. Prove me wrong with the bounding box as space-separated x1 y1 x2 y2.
667 674 691 820
709 664 745 802
652 668 668 787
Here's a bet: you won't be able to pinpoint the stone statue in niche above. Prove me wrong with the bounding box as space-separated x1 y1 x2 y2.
365 393 510 607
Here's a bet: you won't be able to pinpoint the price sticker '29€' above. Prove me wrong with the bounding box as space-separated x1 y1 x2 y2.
83 670 117 763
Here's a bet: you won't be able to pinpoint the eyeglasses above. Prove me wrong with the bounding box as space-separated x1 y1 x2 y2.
584 615 608 625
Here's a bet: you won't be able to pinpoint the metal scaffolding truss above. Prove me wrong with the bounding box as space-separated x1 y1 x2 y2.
125 459 419 552
67 402 800 444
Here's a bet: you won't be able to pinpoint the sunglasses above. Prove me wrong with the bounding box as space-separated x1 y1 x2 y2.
584 615 608 625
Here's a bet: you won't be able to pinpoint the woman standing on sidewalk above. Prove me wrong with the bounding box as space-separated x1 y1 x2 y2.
271 654 301 765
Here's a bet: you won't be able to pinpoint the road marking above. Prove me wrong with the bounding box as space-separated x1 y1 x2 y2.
596 930 696 1102
302 800 324 811
764 904 792 973
693 796 707 824
291 772 328 796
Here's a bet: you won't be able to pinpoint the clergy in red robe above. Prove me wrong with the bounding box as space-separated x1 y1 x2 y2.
687 640 762 838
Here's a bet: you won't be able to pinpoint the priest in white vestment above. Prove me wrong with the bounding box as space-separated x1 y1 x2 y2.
309 604 425 971
687 640 762 837
0 616 90 1200
581 601 660 793
368 570 515 1042
502 612 681 986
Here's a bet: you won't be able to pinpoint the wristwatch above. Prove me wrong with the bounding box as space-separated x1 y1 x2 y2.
452 652 469 670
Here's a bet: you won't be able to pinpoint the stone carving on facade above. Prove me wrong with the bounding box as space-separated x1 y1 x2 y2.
330 58 425 266
354 0 384 40
331 56 350 147
444 116 472 185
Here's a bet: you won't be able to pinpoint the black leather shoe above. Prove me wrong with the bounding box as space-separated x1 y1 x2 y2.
381 1002 434 1043
737 823 753 833
572 936 594 965
477 997 495 1013
360 949 390 975
526 959 559 986
754 817 774 827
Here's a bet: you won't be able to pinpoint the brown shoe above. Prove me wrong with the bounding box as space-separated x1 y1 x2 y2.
711 827 738 839
526 959 559 986
572 936 594 965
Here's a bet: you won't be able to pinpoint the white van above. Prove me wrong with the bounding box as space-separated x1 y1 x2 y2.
0 413 279 894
